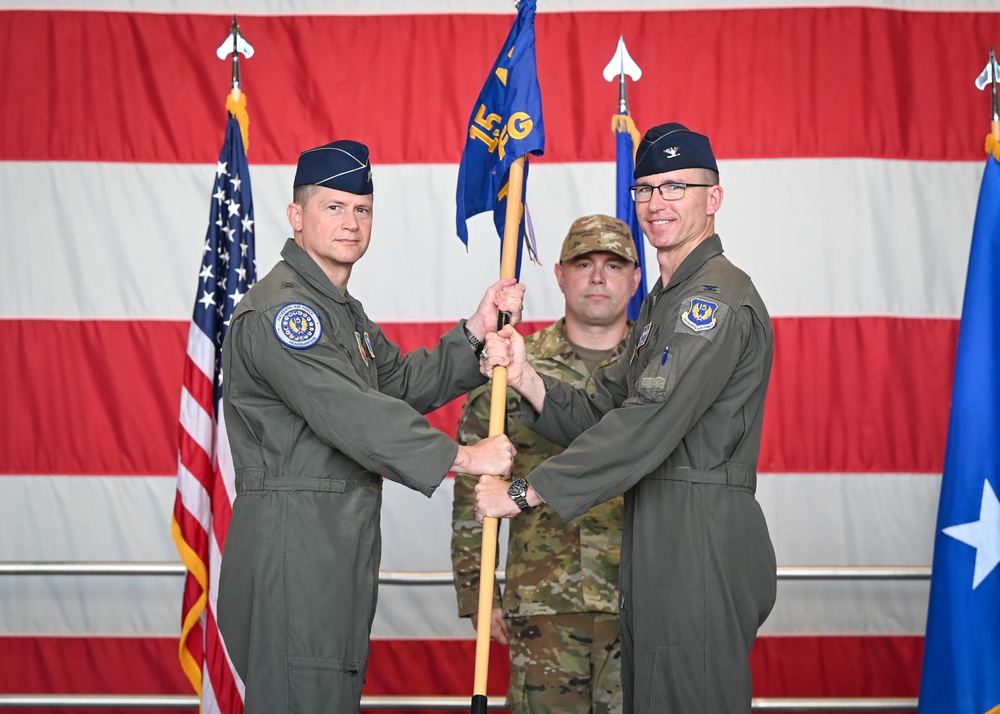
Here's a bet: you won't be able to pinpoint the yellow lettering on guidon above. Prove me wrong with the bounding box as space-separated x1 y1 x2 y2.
474 104 502 132
469 104 502 152
495 181 525 222
507 112 532 140
469 107 534 160
495 46 515 86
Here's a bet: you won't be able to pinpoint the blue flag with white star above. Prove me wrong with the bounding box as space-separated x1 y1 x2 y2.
455 0 544 276
918 150 1000 714
613 113 647 321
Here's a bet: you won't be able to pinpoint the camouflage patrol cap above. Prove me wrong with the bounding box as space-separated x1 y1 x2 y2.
559 214 638 264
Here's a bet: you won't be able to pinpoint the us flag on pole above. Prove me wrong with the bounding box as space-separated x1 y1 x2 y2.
171 95 255 714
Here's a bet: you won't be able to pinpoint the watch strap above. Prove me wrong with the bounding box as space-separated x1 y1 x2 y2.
508 479 533 513
463 322 485 359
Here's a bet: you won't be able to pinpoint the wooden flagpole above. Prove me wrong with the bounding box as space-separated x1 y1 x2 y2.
471 154 526 714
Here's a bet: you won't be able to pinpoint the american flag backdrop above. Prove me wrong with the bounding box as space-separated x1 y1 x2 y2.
3 0 1000 710
171 99 255 713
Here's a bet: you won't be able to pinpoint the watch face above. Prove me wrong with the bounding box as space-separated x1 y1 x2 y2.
507 479 527 497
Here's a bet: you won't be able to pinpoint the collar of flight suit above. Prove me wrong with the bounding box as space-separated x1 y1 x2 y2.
648 233 725 297
279 238 371 338
280 238 355 306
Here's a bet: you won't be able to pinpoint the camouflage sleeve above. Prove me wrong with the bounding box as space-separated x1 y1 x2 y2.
450 384 503 618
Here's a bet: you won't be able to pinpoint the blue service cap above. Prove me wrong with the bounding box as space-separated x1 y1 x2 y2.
634 123 718 179
293 140 374 194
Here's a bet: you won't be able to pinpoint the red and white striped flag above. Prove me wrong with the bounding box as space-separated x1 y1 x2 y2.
171 94 255 714
4 2 1000 707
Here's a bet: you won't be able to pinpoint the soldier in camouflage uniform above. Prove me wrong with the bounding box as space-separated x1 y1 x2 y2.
452 215 643 714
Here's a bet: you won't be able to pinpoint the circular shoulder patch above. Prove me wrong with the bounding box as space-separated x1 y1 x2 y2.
274 303 322 349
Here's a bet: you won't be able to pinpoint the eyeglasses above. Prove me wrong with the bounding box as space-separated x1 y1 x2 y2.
630 182 714 203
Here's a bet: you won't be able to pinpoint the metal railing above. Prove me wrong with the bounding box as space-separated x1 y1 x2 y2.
0 694 920 711
0 562 932 581
1 562 928 711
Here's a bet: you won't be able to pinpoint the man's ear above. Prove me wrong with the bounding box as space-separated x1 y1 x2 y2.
287 202 302 232
554 261 567 295
630 264 642 298
706 185 724 216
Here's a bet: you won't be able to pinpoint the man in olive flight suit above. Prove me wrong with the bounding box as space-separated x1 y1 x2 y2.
217 139 523 714
474 123 777 714
451 215 641 713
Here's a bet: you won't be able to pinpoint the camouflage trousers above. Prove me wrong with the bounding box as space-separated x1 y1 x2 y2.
506 611 623 714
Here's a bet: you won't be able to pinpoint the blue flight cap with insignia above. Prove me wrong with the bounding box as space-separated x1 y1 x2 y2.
634 122 718 179
293 140 374 194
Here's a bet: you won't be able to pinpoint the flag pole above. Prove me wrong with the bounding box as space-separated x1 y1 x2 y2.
172 17 256 710
471 155 525 714
219 15 253 151
604 36 645 319
454 1 542 703
917 44 1000 714
990 45 999 143
228 15 242 101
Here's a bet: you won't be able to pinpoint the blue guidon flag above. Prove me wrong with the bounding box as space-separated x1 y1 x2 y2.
611 108 647 319
455 0 544 277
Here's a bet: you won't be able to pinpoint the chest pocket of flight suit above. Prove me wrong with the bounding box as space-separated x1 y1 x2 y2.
623 342 680 406
623 345 680 406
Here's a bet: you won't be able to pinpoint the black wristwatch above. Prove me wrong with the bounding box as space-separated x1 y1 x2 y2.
507 478 533 512
463 322 485 359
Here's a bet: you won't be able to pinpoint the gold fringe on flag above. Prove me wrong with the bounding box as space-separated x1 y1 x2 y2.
227 91 250 153
612 113 641 160
171 517 208 695
987 132 1000 161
